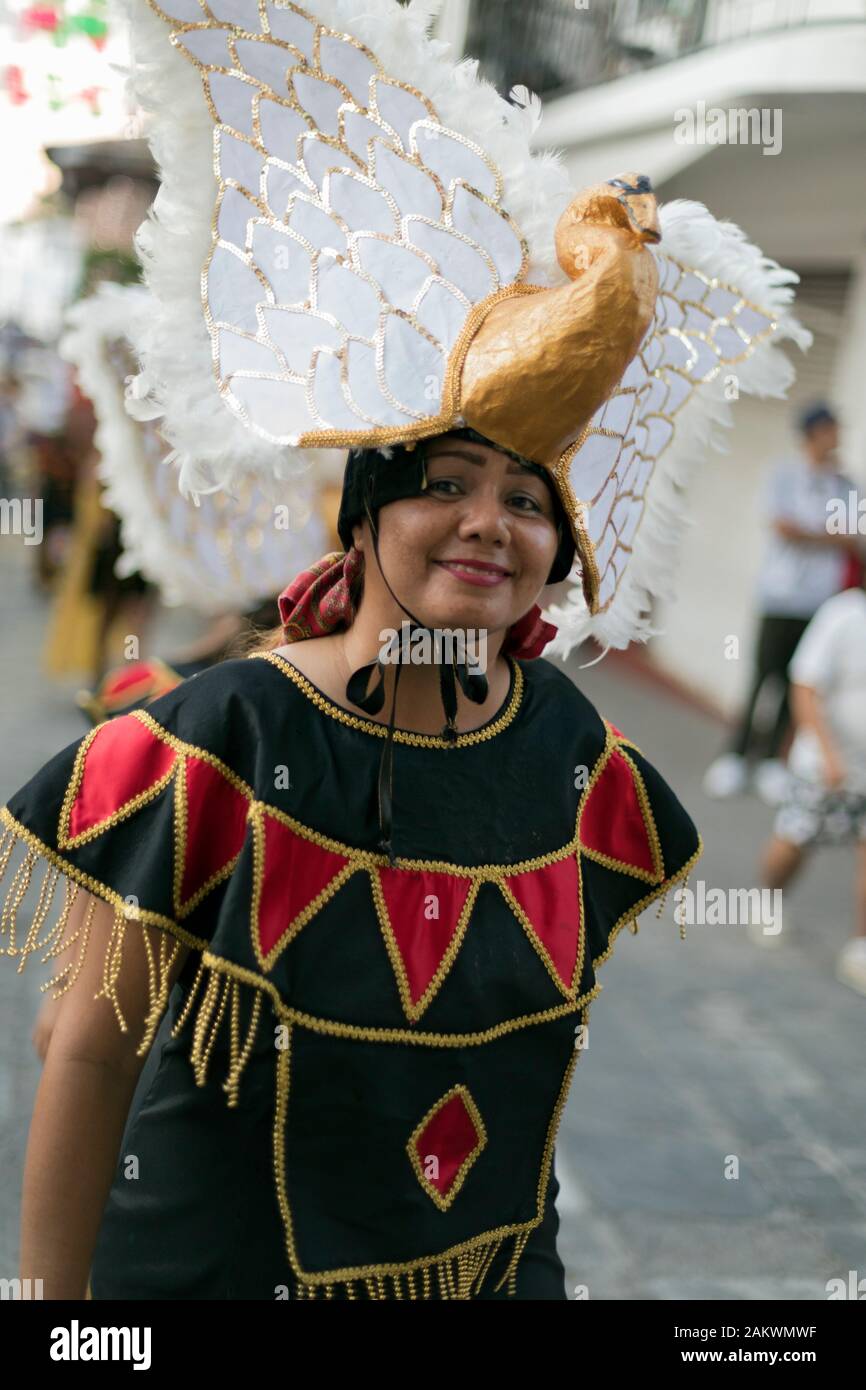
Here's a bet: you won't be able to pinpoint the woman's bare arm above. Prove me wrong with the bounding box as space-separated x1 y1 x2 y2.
19 887 189 1298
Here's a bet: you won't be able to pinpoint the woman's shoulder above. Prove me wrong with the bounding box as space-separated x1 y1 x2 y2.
519 654 607 729
128 652 299 756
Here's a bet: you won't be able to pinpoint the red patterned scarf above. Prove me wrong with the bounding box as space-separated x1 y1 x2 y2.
277 547 558 659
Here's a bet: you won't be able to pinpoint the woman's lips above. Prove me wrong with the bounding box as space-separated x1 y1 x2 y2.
434 560 511 587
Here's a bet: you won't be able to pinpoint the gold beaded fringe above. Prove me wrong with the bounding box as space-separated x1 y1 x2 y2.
0 824 263 1106
289 1223 531 1300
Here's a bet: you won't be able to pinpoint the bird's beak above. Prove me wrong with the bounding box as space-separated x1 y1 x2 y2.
623 192 661 245
633 195 661 244
607 173 662 245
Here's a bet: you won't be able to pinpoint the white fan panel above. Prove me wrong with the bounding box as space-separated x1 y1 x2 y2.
249 224 310 303
293 70 344 137
326 173 396 236
374 81 430 151
372 142 442 223
737 306 774 336
228 374 313 437
217 130 264 191
704 286 741 317
597 390 636 435
259 100 309 159
713 324 750 358
156 0 206 22
235 37 294 94
176 28 234 67
569 431 623 501
219 329 283 376
300 134 358 188
342 110 383 164
287 198 346 255
264 2 315 58
208 71 256 135
413 279 468 352
217 185 259 248
262 307 342 370
208 247 267 332
381 314 445 417
318 33 376 106
315 259 381 339
264 161 311 221
355 237 432 312
208 0 261 27
344 339 418 425
450 187 523 285
413 125 496 198
406 221 494 301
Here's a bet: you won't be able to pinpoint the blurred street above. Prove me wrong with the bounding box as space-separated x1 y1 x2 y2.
1 533 864 1300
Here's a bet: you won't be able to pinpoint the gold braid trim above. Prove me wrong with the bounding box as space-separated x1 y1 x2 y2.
252 650 526 747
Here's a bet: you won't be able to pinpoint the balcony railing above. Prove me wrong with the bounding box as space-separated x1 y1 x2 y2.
465 0 866 98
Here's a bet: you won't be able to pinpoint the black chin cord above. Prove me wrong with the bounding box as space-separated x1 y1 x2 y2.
345 498 490 866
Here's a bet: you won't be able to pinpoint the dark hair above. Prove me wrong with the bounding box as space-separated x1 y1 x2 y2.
798 402 837 435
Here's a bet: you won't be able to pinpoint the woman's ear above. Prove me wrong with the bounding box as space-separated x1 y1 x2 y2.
351 520 364 549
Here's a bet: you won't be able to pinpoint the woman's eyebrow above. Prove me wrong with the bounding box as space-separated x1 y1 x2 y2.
425 447 539 475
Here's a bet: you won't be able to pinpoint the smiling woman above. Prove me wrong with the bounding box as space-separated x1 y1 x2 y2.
3 429 700 1301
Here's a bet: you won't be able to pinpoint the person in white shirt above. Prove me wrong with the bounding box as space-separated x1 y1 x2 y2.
703 403 862 803
757 583 866 994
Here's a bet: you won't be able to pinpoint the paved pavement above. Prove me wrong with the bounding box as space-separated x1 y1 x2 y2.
1 531 864 1300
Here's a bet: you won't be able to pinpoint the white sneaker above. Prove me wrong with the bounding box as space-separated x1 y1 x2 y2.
753 759 791 807
702 754 749 799
835 938 866 996
747 906 785 948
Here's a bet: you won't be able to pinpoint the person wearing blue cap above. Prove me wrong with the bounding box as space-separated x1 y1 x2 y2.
704 402 865 803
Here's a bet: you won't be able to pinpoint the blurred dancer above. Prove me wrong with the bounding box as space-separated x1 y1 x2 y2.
704 403 863 802
757 578 866 993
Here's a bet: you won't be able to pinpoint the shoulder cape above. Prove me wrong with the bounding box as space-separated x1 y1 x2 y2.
1 656 702 1299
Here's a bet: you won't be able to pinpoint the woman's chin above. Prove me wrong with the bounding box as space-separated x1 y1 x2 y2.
403 594 520 638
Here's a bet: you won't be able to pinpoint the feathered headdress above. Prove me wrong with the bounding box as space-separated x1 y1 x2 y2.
61 280 341 613
121 0 811 651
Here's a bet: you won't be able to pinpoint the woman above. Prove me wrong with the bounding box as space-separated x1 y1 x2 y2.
3 428 700 1300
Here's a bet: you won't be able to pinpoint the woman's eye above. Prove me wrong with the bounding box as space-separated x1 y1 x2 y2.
424 479 545 512
426 478 461 495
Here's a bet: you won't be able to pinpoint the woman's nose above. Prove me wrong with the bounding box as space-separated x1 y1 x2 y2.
454 491 511 542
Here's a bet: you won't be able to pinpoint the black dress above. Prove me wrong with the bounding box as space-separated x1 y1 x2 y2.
0 650 701 1300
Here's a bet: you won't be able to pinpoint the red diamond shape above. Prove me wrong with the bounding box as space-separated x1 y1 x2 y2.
408 1085 487 1210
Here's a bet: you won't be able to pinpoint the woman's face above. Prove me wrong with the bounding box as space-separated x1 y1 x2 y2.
353 434 561 636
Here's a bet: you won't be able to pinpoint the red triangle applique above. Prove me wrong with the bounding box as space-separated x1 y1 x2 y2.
253 810 351 968
177 756 250 914
580 746 662 881
374 866 475 1020
502 854 582 993
61 715 178 846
